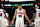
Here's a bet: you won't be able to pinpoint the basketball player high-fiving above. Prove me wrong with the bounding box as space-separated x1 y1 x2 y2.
30 4 40 27
12 4 32 27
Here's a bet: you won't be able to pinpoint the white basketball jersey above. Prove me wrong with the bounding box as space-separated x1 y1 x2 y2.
0 9 4 20
16 9 24 20
36 9 40 19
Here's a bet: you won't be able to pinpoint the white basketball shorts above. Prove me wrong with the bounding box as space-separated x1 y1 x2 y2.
15 19 24 27
34 19 40 27
1 19 9 26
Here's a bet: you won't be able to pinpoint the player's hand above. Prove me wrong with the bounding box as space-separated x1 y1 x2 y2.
29 21 32 24
12 21 14 25
30 20 31 22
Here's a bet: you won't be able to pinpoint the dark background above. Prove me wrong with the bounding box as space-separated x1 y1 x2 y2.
0 0 40 27
1 1 35 22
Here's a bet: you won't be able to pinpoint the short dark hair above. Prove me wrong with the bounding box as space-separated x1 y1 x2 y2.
18 4 21 6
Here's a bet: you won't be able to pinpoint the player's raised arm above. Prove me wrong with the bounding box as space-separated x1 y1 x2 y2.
12 9 17 24
23 10 31 24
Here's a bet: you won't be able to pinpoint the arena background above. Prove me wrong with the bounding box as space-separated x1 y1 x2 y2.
1 0 40 27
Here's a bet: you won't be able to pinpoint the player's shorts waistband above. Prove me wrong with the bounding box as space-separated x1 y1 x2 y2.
16 18 24 19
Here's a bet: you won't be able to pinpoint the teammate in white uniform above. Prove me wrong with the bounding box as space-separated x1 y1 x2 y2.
0 9 4 27
2 13 9 27
6 13 10 25
30 4 40 27
34 9 40 27
12 4 32 27
0 9 9 27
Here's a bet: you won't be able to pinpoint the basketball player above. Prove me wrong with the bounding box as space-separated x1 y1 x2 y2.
30 4 40 27
0 9 9 27
12 4 32 27
2 10 9 27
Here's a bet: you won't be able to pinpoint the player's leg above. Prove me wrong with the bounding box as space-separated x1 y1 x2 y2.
15 19 19 27
20 20 24 27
